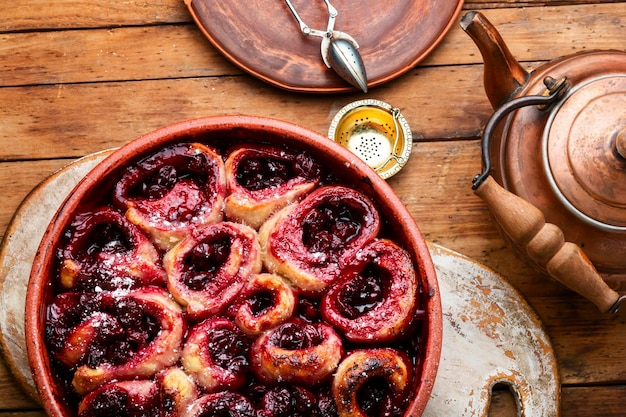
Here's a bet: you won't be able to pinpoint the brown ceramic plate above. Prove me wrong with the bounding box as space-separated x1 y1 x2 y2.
185 0 464 93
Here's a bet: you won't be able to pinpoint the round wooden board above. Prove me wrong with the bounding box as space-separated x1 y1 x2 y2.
0 151 559 415
0 150 113 401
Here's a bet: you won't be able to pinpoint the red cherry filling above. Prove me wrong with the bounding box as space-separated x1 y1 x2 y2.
113 143 226 250
322 239 419 343
185 392 257 417
78 380 159 417
235 152 320 191
71 288 184 395
260 186 380 293
260 385 319 417
46 292 162 369
164 222 262 320
334 264 384 319
269 321 323 350
332 349 411 417
183 238 231 290
114 143 220 204
182 318 250 392
224 145 321 229
59 207 165 291
301 200 362 265
251 320 343 386
234 273 297 336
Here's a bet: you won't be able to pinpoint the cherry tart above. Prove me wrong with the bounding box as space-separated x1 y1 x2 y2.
182 317 250 393
224 144 321 229
113 142 226 250
233 273 297 336
164 221 262 320
259 186 381 294
50 287 186 395
321 239 420 343
250 319 343 386
332 349 411 417
58 207 165 292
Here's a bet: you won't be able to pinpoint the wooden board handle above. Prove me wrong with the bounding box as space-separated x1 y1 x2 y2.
475 176 620 313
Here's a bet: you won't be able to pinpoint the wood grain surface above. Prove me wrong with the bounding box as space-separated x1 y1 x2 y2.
1 0 625 416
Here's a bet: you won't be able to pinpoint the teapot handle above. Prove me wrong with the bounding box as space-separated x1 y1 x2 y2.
473 78 624 313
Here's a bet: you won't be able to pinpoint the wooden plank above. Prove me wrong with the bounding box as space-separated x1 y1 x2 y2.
560 385 626 417
0 25 241 87
0 64 494 161
1 4 624 87
0 0 189 32
1 0 621 32
0 360 38 410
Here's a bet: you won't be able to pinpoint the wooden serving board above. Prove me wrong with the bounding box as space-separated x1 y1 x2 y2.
0 152 559 415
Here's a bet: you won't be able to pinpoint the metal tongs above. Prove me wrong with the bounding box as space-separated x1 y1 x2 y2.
284 0 368 92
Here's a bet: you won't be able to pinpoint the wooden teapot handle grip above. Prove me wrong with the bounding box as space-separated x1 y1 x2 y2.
475 176 620 313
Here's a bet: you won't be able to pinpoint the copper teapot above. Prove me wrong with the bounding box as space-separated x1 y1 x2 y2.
461 11 626 313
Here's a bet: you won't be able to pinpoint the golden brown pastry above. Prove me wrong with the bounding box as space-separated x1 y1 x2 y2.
224 144 321 229
70 288 185 395
259 185 380 294
181 317 249 392
321 239 419 343
59 207 165 291
164 221 262 320
113 142 226 250
77 380 159 417
182 392 256 417
234 273 297 336
332 349 411 417
156 367 198 417
250 319 343 386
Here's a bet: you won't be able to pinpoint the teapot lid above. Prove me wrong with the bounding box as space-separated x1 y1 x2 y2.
544 73 626 228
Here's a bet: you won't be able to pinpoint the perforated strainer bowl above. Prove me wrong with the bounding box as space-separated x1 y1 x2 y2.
328 99 412 179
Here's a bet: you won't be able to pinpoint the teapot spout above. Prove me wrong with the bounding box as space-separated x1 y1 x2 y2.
460 11 530 109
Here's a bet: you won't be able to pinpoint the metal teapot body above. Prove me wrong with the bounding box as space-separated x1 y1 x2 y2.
461 11 626 312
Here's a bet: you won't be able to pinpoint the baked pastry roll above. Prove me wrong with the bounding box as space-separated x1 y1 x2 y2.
332 349 411 417
78 380 159 417
183 392 256 417
67 288 185 395
224 144 321 229
182 317 249 392
164 221 262 320
259 385 323 417
156 367 198 417
58 207 165 291
250 319 343 386
234 273 297 336
113 142 226 250
321 239 419 343
259 186 380 294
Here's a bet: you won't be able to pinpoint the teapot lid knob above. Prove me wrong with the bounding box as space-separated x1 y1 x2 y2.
616 127 626 160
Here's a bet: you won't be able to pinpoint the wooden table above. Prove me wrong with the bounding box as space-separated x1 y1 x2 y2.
1 0 624 416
